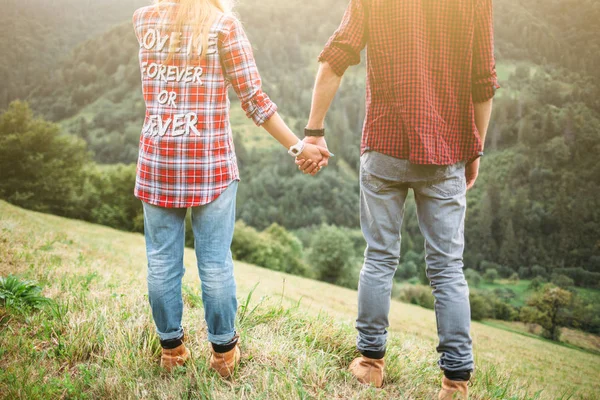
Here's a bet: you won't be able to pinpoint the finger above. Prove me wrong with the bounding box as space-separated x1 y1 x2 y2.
296 158 311 166
300 160 316 174
304 162 319 175
318 158 328 167
297 159 313 171
317 146 332 158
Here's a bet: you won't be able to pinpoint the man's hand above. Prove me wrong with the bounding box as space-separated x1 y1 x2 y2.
296 137 330 176
295 141 331 176
466 158 480 190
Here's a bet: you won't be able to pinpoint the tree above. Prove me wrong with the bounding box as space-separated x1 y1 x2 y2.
521 285 572 341
0 101 89 215
308 225 356 286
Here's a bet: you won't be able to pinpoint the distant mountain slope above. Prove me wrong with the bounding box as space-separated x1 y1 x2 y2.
1 200 599 399
0 0 147 109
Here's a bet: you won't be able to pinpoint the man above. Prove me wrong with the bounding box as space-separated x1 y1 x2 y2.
297 0 499 397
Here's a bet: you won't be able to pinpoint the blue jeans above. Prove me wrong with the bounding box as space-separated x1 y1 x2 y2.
142 181 238 345
357 151 473 372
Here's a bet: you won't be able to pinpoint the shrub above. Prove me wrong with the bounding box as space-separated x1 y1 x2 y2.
530 265 547 279
508 272 520 284
551 274 575 289
484 268 499 284
553 267 600 288
470 291 492 321
396 261 418 281
464 269 483 287
491 300 518 321
231 222 312 278
395 284 435 310
528 276 547 291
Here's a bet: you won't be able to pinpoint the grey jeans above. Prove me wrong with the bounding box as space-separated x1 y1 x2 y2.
357 151 473 373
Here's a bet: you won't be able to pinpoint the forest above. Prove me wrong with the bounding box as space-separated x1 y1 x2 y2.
1 0 599 337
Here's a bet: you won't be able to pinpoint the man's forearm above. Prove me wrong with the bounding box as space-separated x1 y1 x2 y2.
474 98 493 150
306 62 343 130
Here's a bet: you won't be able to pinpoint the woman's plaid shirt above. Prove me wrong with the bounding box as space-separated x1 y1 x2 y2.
320 0 500 165
132 5 277 208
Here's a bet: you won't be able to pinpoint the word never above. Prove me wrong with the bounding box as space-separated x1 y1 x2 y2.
142 113 201 137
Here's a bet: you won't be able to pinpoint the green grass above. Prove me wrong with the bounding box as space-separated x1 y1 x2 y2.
1 200 599 399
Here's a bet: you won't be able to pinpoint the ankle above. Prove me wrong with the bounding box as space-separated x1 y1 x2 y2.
212 334 239 354
359 349 386 360
444 370 471 382
160 334 184 350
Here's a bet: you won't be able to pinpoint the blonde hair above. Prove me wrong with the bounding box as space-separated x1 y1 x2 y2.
155 0 233 60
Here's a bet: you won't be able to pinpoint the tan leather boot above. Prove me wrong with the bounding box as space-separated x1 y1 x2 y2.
209 337 241 379
438 376 469 399
349 356 385 388
160 343 191 371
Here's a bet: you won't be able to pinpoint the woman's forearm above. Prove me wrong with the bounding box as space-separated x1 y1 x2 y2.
261 112 299 149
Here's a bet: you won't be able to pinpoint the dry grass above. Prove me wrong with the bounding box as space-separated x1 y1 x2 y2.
1 200 599 399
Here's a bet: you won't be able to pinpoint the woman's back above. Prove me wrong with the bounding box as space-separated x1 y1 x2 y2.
132 3 277 208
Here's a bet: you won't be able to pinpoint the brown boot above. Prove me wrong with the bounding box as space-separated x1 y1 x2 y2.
438 376 469 399
160 343 191 371
349 356 385 388
209 336 241 379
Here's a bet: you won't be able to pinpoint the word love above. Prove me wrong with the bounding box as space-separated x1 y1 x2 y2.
143 113 201 137
142 29 218 57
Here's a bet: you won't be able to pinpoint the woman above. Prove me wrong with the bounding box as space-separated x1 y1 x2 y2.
132 0 328 378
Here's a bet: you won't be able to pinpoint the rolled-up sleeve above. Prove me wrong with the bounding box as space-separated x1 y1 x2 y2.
318 0 368 76
472 0 500 103
219 17 277 126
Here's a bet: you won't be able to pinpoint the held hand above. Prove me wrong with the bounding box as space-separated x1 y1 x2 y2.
465 158 480 190
295 143 331 176
302 137 330 167
295 137 331 176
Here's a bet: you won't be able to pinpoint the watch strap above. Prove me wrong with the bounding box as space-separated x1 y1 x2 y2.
304 128 325 137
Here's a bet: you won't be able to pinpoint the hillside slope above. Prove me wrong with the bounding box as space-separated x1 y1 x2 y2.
0 201 598 399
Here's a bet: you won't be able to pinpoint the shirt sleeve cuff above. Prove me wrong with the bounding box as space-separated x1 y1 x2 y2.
243 91 278 126
472 76 501 103
318 45 358 77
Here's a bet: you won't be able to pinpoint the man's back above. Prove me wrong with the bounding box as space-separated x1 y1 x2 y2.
319 0 499 165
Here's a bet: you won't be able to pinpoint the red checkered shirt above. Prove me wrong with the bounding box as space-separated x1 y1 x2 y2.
132 4 277 208
320 0 500 165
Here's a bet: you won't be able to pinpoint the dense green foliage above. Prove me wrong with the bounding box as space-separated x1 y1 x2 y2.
0 102 89 215
1 0 146 110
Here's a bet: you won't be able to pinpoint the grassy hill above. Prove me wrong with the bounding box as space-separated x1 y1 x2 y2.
1 201 599 399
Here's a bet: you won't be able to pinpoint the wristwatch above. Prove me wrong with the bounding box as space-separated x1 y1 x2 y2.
288 140 305 157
